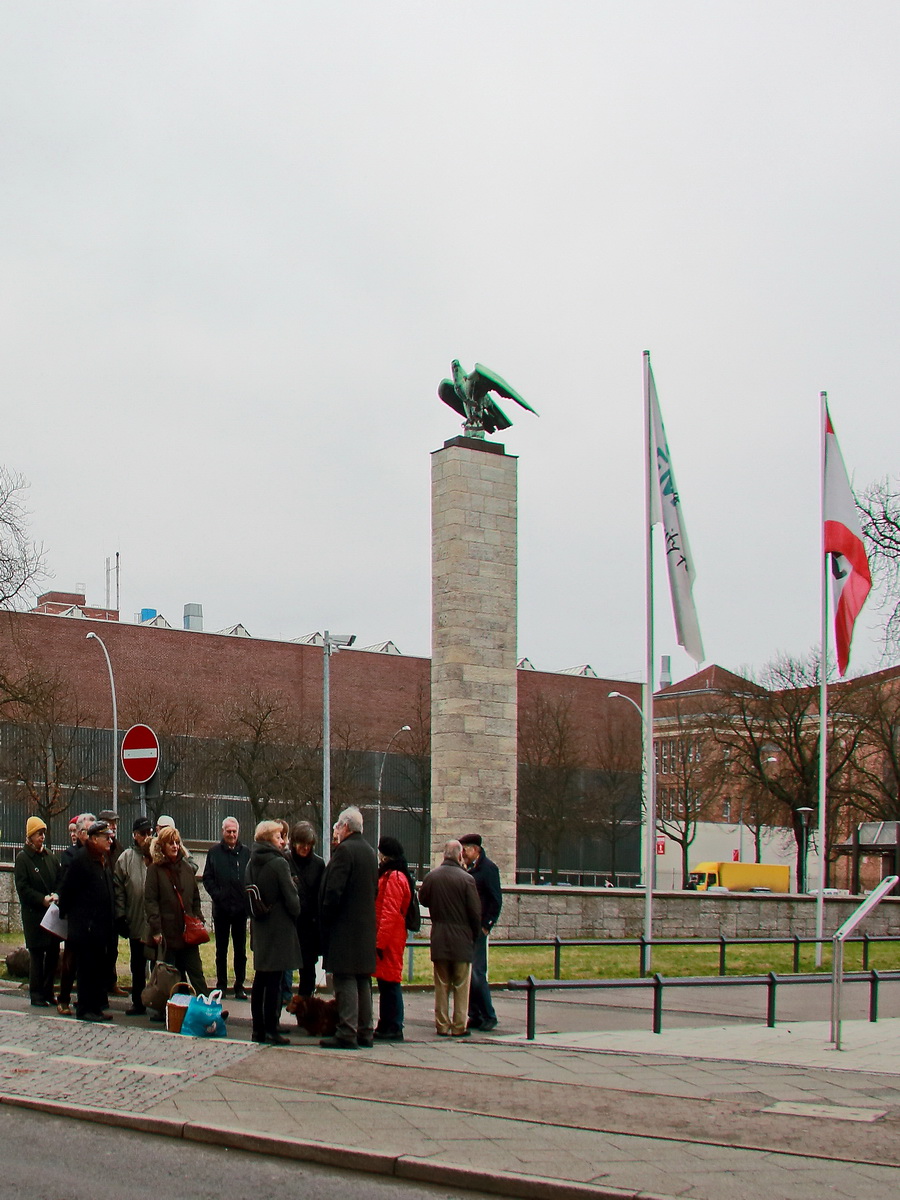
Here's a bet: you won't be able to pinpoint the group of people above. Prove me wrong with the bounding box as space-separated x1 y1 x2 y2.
13 803 503 1047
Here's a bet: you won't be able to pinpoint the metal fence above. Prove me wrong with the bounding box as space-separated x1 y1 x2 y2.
506 968 900 1039
405 931 900 980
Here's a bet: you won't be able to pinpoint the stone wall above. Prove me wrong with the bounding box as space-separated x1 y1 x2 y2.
2 866 896 946
494 885 900 941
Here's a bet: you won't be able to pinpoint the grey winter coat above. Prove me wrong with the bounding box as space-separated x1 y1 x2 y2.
419 857 482 963
247 841 302 973
114 846 150 942
319 831 378 975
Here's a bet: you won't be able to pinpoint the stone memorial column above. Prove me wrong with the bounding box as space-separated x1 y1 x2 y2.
431 435 517 883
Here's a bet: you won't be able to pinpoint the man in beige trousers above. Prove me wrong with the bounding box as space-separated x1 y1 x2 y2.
419 840 482 1037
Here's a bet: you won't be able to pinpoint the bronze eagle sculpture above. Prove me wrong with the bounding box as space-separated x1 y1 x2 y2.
438 360 538 437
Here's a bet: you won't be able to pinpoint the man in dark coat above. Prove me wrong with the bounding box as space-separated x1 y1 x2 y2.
203 816 251 999
319 806 377 1049
459 832 503 1031
58 820 117 1023
55 811 96 1015
14 817 60 1007
419 840 482 1037
98 810 128 996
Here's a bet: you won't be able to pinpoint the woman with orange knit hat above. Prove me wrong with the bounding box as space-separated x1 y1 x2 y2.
14 817 60 1007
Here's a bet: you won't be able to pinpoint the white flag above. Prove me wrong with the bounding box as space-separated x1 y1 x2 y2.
646 355 705 664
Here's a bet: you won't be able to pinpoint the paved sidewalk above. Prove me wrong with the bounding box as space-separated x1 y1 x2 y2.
1 986 900 1199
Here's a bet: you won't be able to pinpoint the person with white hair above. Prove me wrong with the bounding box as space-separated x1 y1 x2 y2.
318 807 378 1049
203 816 250 999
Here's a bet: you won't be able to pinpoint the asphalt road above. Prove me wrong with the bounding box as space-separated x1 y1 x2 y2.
0 1107 500 1200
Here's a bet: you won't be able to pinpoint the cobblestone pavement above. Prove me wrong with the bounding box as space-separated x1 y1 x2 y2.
0 1009 258 1109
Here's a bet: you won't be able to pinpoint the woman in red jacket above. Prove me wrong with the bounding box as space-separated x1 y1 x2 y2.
374 836 413 1042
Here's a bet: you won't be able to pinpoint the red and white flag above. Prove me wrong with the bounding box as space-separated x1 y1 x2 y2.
823 404 871 675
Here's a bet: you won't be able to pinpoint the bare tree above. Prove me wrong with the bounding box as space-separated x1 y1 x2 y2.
858 477 900 654
0 470 44 608
119 688 210 823
391 684 431 877
329 721 375 817
0 668 100 824
583 719 641 881
517 691 585 884
840 673 900 822
212 690 312 825
730 779 785 864
713 652 861 886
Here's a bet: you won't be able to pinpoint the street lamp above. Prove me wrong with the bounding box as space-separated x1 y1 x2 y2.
376 725 411 848
609 689 656 971
322 630 355 862
86 631 118 816
796 806 814 893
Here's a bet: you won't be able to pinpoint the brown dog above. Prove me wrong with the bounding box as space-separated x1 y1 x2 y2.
286 993 338 1036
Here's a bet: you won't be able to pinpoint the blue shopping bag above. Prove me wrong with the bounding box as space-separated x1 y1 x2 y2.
180 989 227 1038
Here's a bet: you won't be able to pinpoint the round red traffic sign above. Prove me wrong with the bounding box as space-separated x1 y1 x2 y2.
121 723 160 785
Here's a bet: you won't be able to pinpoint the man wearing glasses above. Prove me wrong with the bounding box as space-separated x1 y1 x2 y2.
58 820 117 1023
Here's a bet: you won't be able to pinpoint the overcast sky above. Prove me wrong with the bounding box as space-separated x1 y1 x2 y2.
1 2 898 686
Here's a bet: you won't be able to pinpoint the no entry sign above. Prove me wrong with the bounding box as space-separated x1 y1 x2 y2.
121 723 160 785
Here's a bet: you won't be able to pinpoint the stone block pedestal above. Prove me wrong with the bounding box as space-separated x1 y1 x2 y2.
431 436 517 882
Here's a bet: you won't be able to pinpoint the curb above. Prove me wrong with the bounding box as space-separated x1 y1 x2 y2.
0 1092 674 1200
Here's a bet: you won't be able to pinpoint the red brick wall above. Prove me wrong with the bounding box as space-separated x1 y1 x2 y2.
0 611 640 762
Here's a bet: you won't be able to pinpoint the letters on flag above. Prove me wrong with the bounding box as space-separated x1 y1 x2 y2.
646 356 705 664
824 406 871 675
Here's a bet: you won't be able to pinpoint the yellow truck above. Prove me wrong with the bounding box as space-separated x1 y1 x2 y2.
687 862 791 893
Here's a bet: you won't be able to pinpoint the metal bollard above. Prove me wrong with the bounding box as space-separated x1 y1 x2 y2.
869 969 881 1023
766 972 778 1027
526 975 537 1040
652 974 664 1033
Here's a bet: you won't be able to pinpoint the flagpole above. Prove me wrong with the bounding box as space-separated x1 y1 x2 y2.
816 391 829 966
642 350 656 973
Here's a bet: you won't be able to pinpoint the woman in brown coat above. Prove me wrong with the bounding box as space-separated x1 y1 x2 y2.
144 826 208 996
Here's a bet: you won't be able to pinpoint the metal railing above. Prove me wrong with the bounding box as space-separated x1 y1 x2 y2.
404 930 900 982
507 968 900 1040
831 874 899 1050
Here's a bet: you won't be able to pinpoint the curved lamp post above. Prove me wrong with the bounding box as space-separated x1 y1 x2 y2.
376 725 411 848
86 631 118 816
609 689 655 971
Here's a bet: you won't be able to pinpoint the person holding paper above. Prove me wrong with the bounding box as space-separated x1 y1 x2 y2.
14 817 60 1007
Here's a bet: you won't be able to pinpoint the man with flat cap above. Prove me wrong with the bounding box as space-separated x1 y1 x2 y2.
114 816 155 1015
58 820 117 1022
459 833 502 1032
